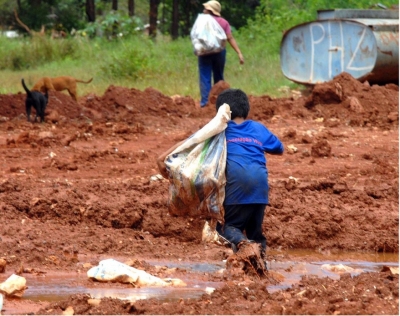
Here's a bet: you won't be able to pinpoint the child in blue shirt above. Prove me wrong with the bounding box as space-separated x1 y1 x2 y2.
156 88 283 262
215 88 284 258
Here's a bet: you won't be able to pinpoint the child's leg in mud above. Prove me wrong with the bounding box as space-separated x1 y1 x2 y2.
245 204 267 254
216 204 250 252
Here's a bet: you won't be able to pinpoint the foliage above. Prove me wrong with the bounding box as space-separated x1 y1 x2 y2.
219 0 261 31
156 0 261 37
2 0 398 39
0 0 16 27
77 10 144 39
0 36 81 70
239 0 399 54
12 0 86 35
100 36 154 79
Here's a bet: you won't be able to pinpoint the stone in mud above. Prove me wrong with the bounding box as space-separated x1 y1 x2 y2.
311 139 331 158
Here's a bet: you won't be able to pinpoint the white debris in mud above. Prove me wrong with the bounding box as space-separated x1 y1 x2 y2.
321 264 363 274
150 174 164 182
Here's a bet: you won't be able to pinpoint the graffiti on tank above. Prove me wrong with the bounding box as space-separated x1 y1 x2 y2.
308 21 375 81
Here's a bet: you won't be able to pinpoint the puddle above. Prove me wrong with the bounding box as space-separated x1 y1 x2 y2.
18 261 226 303
266 259 398 292
266 249 399 292
5 251 399 309
21 273 221 303
270 248 399 263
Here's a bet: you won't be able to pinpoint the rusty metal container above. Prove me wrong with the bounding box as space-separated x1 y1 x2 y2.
280 9 399 85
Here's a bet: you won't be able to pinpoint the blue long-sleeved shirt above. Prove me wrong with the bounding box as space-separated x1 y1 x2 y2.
224 120 284 205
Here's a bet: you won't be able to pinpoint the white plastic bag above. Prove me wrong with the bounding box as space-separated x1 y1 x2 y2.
190 13 227 56
87 259 186 287
165 104 231 221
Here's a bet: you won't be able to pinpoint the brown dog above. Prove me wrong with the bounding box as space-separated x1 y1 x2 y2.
32 76 93 101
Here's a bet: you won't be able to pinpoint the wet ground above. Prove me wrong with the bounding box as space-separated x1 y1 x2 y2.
0 73 398 314
2 253 399 314
3 251 397 314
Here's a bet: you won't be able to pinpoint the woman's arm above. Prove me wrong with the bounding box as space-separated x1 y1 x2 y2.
227 34 244 64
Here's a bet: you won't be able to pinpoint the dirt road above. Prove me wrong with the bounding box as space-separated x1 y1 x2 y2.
0 73 398 314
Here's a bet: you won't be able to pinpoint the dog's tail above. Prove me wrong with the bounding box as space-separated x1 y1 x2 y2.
76 78 93 84
21 78 32 97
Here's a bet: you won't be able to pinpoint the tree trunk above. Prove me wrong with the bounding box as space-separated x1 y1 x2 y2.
112 0 118 11
86 0 96 22
149 0 159 38
182 0 195 37
128 0 135 17
171 0 179 39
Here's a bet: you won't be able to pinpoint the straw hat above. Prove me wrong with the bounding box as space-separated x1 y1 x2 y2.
203 1 221 16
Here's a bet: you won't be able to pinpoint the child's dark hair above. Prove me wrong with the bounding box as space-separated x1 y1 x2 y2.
215 88 250 119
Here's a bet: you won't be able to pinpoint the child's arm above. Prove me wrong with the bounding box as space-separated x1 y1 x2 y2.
264 133 284 155
156 140 186 179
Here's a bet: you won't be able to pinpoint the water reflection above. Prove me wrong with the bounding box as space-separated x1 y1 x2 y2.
22 275 220 303
271 248 399 263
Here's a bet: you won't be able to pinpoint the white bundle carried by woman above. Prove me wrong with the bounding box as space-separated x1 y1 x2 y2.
164 104 231 222
190 13 227 56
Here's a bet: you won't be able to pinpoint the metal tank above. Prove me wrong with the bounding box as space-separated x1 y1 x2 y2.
280 9 399 85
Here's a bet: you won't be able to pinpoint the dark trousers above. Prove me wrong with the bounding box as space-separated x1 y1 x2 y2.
216 204 267 252
198 49 226 107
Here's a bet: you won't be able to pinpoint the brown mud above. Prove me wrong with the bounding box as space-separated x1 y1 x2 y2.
0 73 398 314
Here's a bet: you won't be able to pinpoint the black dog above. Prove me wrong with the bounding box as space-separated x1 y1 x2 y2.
21 78 48 123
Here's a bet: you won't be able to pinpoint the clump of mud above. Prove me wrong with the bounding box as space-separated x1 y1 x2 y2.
226 242 268 279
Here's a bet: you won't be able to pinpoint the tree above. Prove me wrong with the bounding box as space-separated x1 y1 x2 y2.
86 0 95 22
112 0 118 11
149 0 160 37
11 0 85 34
128 0 135 16
171 0 178 39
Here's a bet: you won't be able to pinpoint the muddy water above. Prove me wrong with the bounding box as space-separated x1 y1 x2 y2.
15 251 400 304
22 274 220 302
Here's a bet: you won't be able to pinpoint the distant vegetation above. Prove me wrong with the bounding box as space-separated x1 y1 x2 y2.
0 0 397 99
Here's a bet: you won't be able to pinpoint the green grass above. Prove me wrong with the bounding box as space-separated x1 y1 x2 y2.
0 34 300 100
